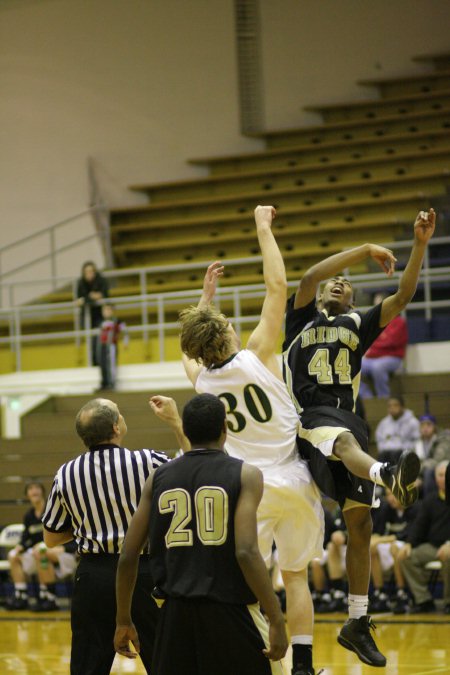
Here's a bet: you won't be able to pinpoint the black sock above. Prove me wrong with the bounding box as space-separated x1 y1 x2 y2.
292 643 313 671
329 578 344 592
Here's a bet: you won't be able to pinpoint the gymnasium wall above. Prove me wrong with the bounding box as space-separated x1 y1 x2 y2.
1 0 450 288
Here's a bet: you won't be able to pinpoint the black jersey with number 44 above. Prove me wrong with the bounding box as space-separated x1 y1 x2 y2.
149 449 256 605
283 295 384 413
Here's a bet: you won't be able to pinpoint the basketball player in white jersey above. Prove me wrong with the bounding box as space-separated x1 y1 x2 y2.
180 206 324 675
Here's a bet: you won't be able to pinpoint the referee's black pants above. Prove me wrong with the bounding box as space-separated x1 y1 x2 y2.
70 553 158 675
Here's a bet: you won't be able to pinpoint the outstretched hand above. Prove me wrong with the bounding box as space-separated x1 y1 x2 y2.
202 261 224 304
414 208 436 245
149 396 180 427
368 244 397 276
254 205 276 228
114 623 140 659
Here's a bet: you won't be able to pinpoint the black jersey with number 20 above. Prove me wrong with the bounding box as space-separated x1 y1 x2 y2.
149 449 256 605
283 295 383 413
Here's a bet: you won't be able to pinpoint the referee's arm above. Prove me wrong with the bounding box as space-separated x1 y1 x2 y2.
114 473 154 659
44 527 73 547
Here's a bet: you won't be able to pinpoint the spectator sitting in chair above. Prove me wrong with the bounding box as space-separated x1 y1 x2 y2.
375 396 420 464
415 414 450 496
359 293 408 400
397 461 450 614
6 482 77 611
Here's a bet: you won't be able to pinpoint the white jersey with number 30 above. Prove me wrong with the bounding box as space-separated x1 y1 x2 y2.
196 349 301 475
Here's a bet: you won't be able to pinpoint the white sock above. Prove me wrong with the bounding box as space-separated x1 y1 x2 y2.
369 461 385 486
348 593 368 619
291 634 313 645
14 582 27 595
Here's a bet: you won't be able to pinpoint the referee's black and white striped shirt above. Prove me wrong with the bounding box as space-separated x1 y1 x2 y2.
42 444 169 554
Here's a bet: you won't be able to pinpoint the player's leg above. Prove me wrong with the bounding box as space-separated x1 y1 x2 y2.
337 504 386 668
33 545 59 611
6 548 31 610
274 474 323 675
150 597 198 675
334 431 420 508
281 569 314 675
196 600 280 675
343 505 372 598
299 409 419 508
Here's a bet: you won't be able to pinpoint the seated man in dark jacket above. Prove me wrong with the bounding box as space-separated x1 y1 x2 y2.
397 461 450 613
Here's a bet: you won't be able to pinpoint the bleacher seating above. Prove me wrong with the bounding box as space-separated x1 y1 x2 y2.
2 52 450 350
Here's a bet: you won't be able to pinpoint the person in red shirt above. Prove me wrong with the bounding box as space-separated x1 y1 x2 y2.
97 303 128 390
359 293 408 399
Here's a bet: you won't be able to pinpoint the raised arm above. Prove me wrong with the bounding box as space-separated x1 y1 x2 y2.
198 260 224 309
114 475 154 659
379 209 435 327
180 262 224 385
246 206 287 364
235 463 288 661
295 243 397 309
149 395 191 452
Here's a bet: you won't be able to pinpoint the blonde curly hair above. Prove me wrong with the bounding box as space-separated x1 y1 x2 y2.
179 305 234 368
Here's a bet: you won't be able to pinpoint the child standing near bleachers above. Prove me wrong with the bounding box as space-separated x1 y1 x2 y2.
97 303 128 390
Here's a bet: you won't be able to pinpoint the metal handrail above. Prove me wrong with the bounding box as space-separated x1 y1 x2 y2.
2 234 450 306
0 206 105 305
1 269 449 370
0 234 449 371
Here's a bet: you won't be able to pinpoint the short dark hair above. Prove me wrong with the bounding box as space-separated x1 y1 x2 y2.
182 394 226 446
75 399 119 448
25 482 46 498
81 260 97 274
389 395 404 407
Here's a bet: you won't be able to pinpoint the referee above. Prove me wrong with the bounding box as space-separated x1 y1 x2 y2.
42 396 184 675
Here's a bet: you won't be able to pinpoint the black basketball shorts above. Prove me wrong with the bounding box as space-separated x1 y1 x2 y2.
151 596 283 675
297 405 376 510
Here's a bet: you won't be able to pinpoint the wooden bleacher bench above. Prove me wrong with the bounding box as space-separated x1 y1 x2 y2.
129 143 450 203
111 190 436 236
357 67 450 98
304 88 450 124
112 165 450 226
413 52 450 70
243 106 450 150
189 128 450 174
112 215 407 255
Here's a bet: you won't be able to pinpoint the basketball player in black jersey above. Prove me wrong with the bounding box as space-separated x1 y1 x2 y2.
114 393 287 675
283 209 435 668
